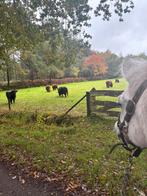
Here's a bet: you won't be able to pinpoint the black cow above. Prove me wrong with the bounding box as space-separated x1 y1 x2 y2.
106 80 113 88
58 87 68 97
52 84 58 91
6 90 17 104
115 79 120 83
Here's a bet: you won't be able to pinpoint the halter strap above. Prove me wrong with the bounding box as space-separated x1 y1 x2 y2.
117 80 147 157
124 80 147 123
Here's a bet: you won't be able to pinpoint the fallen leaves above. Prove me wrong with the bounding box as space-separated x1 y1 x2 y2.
19 176 26 184
12 176 17 180
66 181 80 192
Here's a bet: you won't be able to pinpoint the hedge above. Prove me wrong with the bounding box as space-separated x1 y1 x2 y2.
0 78 86 90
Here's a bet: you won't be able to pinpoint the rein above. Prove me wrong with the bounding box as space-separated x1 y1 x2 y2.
111 80 147 157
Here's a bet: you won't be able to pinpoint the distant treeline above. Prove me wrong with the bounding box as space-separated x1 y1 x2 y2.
1 47 147 90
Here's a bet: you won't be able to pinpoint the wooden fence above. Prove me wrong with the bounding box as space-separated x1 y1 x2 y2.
86 88 123 117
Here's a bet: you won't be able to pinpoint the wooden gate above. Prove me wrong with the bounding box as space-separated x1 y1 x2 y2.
86 88 123 117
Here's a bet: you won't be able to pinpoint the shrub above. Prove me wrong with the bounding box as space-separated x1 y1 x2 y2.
0 78 86 90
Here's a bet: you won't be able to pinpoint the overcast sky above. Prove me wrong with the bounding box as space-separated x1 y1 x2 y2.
86 0 147 56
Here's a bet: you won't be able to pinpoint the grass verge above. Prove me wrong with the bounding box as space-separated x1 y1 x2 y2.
0 112 147 195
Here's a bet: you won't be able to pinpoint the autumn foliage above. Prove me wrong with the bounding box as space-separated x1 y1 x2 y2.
81 52 108 77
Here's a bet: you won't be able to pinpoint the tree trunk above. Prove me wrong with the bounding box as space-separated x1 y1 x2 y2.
49 75 52 85
6 64 10 88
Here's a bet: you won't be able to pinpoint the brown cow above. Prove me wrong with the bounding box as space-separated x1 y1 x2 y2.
106 80 113 88
52 84 58 91
115 79 120 83
45 85 51 92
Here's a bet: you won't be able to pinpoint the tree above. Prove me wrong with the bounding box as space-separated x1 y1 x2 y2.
48 65 63 82
81 52 108 78
64 66 80 77
0 0 135 86
79 68 93 78
94 0 134 21
0 0 92 86
0 1 42 86
19 36 89 81
105 52 122 78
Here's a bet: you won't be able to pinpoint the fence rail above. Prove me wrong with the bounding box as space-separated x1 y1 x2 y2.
86 89 123 117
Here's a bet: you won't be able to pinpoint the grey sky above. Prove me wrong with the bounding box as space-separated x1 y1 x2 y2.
87 0 147 56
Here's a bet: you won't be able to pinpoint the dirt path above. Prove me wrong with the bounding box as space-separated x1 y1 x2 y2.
0 162 65 196
0 160 88 196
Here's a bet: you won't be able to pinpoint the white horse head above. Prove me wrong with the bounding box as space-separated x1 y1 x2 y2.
115 57 147 149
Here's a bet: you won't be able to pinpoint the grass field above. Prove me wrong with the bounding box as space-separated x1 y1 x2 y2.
0 78 127 115
0 79 147 195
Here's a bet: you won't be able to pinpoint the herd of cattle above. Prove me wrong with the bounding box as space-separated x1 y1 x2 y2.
105 79 119 88
5 79 120 105
5 84 69 105
46 84 68 97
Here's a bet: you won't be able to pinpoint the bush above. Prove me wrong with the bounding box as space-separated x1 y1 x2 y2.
0 78 86 90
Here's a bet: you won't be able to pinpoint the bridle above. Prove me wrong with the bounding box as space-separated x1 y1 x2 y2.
111 80 147 157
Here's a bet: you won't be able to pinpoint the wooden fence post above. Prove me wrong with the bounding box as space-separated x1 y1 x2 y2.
86 92 91 116
8 99 11 110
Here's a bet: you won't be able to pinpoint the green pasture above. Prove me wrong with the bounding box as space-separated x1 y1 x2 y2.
0 78 127 115
0 79 147 195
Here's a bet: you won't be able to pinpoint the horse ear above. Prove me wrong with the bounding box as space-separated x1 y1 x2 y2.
122 57 147 83
121 58 134 81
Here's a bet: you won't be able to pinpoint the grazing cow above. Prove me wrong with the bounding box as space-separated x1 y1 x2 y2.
6 90 17 104
58 87 68 97
115 79 120 83
114 57 147 156
45 85 50 92
52 84 58 91
106 80 113 88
